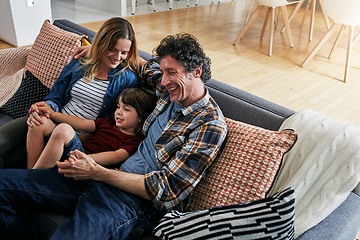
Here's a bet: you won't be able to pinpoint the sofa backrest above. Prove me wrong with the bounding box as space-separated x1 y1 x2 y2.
54 20 295 131
204 79 294 131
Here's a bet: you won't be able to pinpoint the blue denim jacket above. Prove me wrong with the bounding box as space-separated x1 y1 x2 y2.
44 59 139 118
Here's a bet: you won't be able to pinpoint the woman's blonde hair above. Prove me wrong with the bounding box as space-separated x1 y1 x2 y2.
81 17 139 82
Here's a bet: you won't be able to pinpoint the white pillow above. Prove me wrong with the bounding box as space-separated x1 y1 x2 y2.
269 109 360 238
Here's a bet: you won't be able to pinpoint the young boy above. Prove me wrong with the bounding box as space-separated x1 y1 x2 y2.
27 88 157 169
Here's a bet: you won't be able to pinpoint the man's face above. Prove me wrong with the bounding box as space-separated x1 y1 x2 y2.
160 55 198 106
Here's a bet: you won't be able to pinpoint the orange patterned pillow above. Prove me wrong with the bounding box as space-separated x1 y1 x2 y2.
187 117 297 211
25 20 82 88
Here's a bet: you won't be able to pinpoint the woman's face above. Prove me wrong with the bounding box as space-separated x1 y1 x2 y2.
102 38 132 69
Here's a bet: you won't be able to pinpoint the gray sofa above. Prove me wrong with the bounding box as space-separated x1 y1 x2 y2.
0 19 359 240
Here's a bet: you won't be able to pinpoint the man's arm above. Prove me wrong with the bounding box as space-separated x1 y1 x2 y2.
57 150 150 200
139 59 163 92
145 117 227 211
72 45 91 60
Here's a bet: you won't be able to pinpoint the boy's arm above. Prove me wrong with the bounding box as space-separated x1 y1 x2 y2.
38 105 95 132
89 149 130 166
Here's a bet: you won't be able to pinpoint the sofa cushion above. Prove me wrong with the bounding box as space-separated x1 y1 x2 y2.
0 71 50 119
187 117 297 211
24 20 82 89
268 109 360 238
154 187 295 240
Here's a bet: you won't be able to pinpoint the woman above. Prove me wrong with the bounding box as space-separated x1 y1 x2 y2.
2 17 141 168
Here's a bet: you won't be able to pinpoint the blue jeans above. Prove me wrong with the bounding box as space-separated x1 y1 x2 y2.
44 129 84 161
0 169 161 240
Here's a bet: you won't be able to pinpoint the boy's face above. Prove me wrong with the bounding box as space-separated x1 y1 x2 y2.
114 97 141 134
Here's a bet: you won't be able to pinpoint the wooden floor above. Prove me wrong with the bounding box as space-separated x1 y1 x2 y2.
2 2 360 128
81 2 360 127
0 41 13 49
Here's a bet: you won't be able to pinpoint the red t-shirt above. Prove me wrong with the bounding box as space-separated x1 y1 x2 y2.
83 117 144 156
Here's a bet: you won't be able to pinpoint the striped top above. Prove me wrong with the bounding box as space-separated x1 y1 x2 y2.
61 77 110 120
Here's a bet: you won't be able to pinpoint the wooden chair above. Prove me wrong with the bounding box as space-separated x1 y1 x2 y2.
301 0 360 83
195 0 220 6
280 0 331 41
233 0 298 56
132 0 156 15
170 0 190 9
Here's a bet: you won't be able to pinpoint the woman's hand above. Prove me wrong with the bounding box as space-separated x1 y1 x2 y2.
27 102 50 127
38 104 55 119
57 150 102 181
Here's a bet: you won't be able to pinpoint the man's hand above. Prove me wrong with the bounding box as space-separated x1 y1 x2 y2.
57 150 100 181
72 45 91 60
58 151 150 200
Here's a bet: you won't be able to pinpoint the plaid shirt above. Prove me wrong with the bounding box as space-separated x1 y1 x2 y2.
140 60 227 211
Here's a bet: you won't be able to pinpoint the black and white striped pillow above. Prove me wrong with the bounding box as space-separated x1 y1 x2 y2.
154 187 295 240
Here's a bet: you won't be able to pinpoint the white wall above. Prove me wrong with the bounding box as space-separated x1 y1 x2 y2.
0 0 52 47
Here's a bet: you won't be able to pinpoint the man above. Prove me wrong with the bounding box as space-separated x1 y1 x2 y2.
0 33 227 239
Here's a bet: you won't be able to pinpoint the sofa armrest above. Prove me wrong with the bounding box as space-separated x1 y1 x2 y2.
297 192 360 240
0 47 30 106
354 182 360 196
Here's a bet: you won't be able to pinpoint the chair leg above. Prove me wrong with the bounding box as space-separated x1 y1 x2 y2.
280 5 294 48
344 26 355 83
132 0 136 15
233 5 263 45
281 0 305 33
319 0 331 29
151 0 156 12
269 7 275 56
169 0 173 9
261 8 272 40
328 25 346 59
301 23 338 66
309 0 316 41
